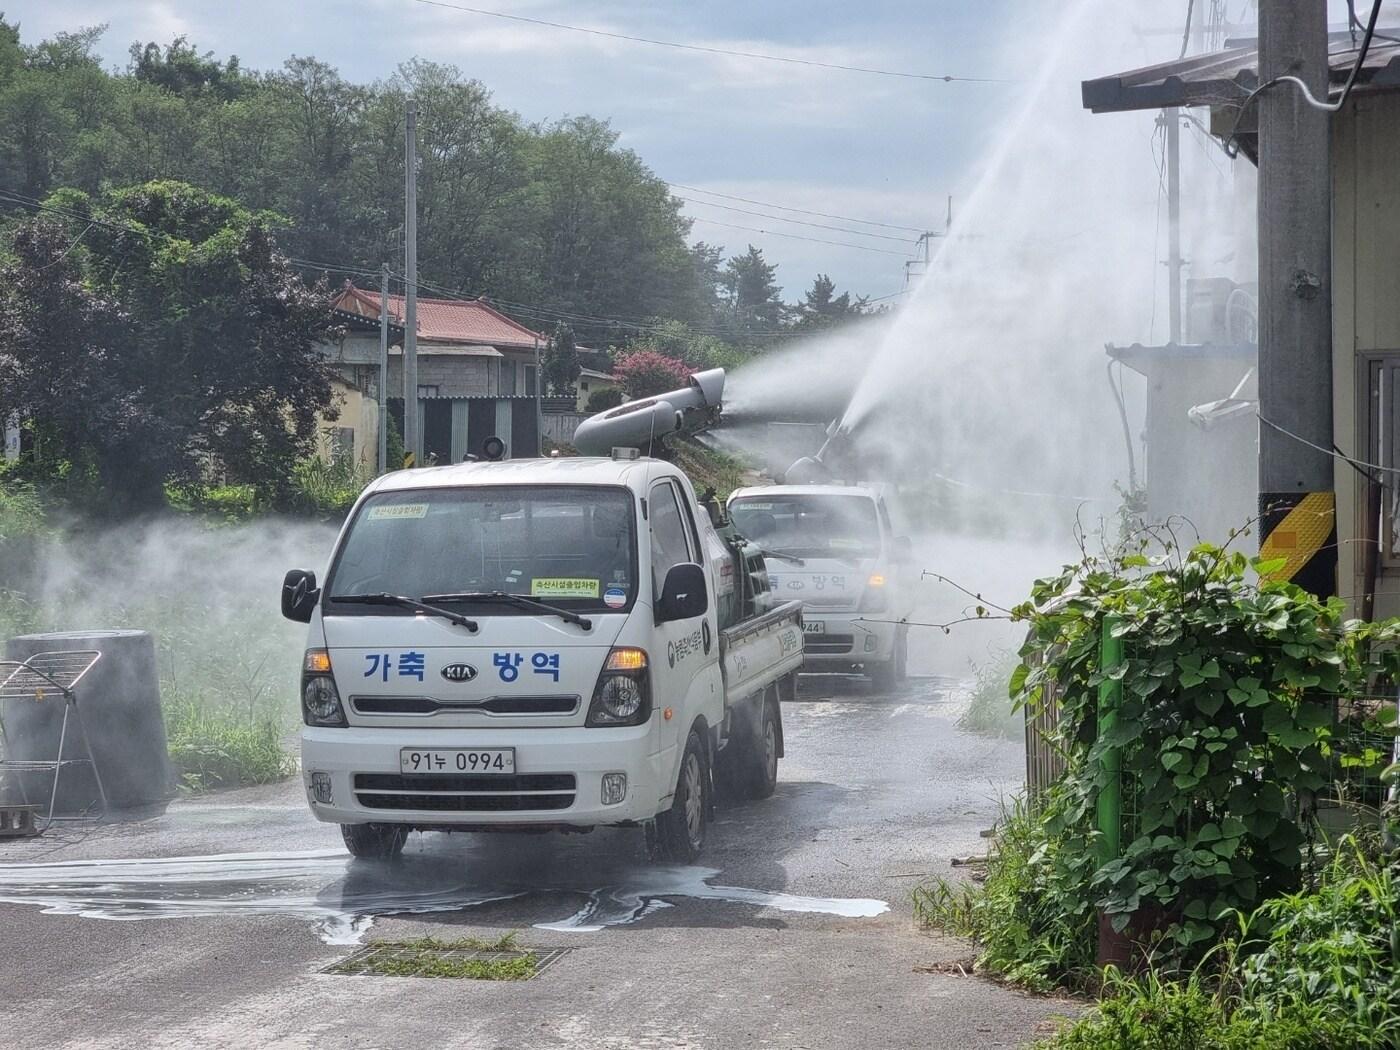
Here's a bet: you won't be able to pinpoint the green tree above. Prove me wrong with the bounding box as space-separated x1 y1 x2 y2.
792 273 866 332
723 245 784 339
541 323 580 395
0 181 337 513
129 37 246 99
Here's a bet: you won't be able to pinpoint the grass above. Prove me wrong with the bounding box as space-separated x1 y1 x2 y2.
913 795 1097 993
670 437 748 500
162 689 297 792
957 648 1022 739
327 934 540 980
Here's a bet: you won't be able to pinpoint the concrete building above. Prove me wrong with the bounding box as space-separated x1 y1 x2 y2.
320 283 549 466
1084 30 1400 615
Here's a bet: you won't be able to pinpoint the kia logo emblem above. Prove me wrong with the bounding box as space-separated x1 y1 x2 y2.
787 580 805 590
441 663 478 682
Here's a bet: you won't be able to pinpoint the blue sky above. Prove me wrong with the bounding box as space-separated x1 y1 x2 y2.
13 1 1064 299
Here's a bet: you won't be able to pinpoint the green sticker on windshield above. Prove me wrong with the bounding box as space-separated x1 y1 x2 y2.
367 503 429 520
531 577 600 599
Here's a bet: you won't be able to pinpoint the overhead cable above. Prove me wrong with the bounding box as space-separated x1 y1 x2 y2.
404 0 1010 84
674 196 918 243
687 217 914 256
669 183 930 234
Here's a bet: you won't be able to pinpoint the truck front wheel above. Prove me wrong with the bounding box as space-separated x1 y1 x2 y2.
341 822 408 859
650 729 709 863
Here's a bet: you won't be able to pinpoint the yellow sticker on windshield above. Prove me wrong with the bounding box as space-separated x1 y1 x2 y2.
367 503 428 520
531 578 600 599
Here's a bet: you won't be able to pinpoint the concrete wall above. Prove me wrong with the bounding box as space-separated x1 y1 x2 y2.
316 380 379 473
1333 91 1400 617
1141 349 1258 544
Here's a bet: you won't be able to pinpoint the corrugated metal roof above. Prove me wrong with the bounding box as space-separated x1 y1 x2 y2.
332 284 545 349
1082 31 1400 114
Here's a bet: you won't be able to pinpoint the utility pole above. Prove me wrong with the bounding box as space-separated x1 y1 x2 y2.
1165 107 1183 343
1256 0 1335 596
533 335 543 457
377 262 389 474
403 97 420 469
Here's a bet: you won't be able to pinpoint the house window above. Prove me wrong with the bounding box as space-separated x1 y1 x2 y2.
581 381 590 392
417 385 440 399
524 366 538 396
1365 355 1400 563
499 360 517 395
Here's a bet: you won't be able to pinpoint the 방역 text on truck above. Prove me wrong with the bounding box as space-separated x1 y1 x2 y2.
280 451 803 861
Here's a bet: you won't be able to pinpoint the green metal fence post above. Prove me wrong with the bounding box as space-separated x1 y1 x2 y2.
1097 615 1124 866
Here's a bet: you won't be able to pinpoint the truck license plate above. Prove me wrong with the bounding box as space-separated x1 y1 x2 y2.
399 748 515 775
803 621 826 635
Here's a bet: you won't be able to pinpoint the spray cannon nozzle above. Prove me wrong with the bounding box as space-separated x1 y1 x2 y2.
783 421 854 484
574 368 726 457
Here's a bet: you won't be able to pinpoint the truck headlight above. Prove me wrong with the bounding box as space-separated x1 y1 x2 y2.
301 649 347 727
586 647 651 727
859 573 888 613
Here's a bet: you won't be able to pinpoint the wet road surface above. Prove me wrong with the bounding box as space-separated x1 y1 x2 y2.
0 673 1072 1049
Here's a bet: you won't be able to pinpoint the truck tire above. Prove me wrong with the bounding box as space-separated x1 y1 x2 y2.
341 822 408 859
651 729 709 863
725 690 781 801
870 627 908 693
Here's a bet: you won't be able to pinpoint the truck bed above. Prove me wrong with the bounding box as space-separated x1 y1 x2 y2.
719 599 804 704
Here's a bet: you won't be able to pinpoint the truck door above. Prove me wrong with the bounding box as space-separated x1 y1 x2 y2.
648 479 721 742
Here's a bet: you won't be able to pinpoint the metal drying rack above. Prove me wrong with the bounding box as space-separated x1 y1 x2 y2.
0 650 107 836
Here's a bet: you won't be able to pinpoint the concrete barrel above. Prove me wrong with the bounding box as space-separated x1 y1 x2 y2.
3 630 174 811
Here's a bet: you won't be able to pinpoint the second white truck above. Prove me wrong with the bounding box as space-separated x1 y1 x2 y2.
728 483 914 690
281 451 803 861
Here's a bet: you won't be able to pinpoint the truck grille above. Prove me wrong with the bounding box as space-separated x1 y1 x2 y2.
351 695 579 716
353 772 576 812
805 634 854 655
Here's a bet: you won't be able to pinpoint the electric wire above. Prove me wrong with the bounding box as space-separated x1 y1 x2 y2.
1179 0 1197 59
1223 0 1386 157
687 217 914 257
1256 412 1400 478
667 183 929 234
403 0 1010 84
673 196 919 244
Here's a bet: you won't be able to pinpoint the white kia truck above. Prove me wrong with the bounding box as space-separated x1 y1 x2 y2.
727 484 914 690
281 453 803 861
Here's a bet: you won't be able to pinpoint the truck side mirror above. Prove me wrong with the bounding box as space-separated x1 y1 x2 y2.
657 562 708 623
281 569 320 623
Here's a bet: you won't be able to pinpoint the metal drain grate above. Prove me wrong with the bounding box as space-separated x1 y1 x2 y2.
323 941 570 981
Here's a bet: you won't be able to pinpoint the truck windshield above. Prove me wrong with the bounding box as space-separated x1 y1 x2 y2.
730 494 881 559
326 485 637 612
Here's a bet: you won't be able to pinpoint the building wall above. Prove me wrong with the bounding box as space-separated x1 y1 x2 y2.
316 380 379 473
1333 91 1400 617
1141 351 1258 544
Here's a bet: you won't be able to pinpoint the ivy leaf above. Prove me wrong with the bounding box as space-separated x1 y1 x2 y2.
1252 556 1288 575
1196 823 1222 843
1196 692 1225 717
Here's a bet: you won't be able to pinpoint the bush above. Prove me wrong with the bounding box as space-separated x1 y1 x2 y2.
915 796 1097 992
288 456 368 518
613 349 692 399
1035 969 1355 1049
957 648 1021 738
163 689 296 792
1234 838 1399 1046
1005 540 1400 969
585 386 624 413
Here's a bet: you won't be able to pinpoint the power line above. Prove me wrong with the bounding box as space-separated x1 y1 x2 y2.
674 196 918 244
404 0 1010 84
687 217 914 256
669 182 929 234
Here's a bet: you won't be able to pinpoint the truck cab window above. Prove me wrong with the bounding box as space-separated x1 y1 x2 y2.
649 481 694 589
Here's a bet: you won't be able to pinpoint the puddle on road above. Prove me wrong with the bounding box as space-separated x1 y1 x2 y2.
0 849 889 944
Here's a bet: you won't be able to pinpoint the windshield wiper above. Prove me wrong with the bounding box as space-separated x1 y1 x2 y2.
759 548 806 566
422 591 593 630
329 592 479 631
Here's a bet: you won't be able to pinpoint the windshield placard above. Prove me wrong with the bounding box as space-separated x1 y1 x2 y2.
366 503 428 521
531 577 600 599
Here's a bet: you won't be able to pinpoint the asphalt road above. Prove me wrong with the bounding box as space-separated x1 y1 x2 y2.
0 672 1071 1050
